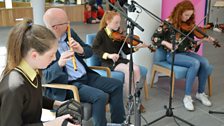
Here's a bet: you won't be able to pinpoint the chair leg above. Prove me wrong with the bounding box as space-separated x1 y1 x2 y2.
144 80 149 100
150 66 156 88
208 75 212 97
150 66 159 96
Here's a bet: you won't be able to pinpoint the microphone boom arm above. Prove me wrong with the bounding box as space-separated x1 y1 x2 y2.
106 0 144 32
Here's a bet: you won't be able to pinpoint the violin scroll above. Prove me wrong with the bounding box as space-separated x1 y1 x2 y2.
213 40 221 48
196 28 221 48
180 22 221 48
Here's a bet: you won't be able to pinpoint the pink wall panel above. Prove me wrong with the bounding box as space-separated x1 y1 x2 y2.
162 0 206 55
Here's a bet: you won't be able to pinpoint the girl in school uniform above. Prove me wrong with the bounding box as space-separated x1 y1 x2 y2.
0 19 78 126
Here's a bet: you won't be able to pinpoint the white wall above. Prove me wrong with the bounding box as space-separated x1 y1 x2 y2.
128 0 162 83
208 0 224 24
0 47 6 75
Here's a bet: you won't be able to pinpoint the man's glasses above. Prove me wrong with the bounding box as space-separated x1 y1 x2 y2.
51 22 69 28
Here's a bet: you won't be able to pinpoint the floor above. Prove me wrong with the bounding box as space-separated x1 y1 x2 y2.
0 22 224 126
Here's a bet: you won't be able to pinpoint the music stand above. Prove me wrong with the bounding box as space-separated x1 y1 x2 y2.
130 1 195 126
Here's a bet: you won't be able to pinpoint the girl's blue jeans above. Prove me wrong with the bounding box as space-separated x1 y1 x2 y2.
166 51 211 95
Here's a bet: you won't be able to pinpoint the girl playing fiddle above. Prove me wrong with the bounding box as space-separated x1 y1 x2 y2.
0 19 79 126
151 0 214 111
92 11 148 112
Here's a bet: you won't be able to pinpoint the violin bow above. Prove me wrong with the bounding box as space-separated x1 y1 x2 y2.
117 34 130 55
112 34 129 67
67 23 77 71
117 11 141 55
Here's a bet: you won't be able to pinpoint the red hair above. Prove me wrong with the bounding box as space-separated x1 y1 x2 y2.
169 0 195 30
99 11 120 30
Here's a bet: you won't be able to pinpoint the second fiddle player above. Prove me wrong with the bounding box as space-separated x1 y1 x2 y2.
92 11 153 113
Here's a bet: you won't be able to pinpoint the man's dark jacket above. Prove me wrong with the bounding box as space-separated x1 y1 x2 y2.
42 29 98 101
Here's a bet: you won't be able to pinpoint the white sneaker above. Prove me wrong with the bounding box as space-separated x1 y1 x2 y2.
183 95 194 111
196 92 212 106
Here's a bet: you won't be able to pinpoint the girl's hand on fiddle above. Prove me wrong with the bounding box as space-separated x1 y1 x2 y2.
162 41 172 50
196 39 204 45
162 40 178 50
68 38 84 55
135 43 149 49
207 36 215 43
108 54 119 62
199 36 215 44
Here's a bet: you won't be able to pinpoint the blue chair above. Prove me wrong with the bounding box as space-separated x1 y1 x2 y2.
150 47 213 98
86 33 149 100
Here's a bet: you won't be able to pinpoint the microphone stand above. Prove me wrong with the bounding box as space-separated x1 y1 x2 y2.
131 1 195 126
125 23 134 125
134 76 145 126
209 110 224 114
106 1 144 125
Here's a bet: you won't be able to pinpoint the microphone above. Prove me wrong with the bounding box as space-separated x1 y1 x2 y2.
117 0 127 7
123 0 136 12
106 0 144 32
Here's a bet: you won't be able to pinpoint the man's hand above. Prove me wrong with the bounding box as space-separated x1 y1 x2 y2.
58 51 74 67
68 38 84 55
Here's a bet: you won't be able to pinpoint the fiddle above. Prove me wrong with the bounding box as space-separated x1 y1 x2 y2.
111 31 139 46
111 31 156 52
180 23 221 48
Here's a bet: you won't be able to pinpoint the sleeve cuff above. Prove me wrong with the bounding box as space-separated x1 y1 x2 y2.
102 53 109 59
43 96 55 110
78 52 85 57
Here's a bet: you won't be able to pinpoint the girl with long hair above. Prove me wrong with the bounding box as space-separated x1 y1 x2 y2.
0 19 78 126
152 0 214 111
